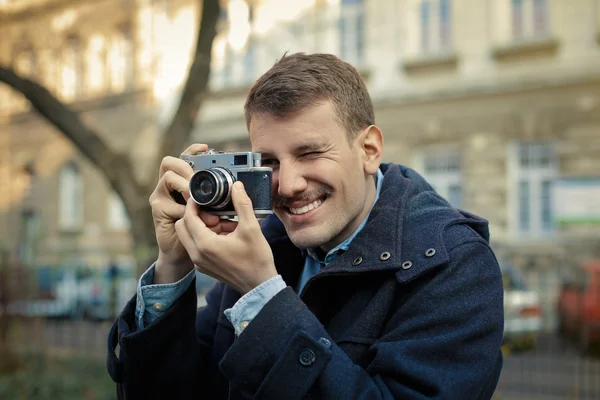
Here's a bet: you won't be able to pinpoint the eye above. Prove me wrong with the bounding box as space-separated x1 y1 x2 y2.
262 158 279 167
302 151 322 158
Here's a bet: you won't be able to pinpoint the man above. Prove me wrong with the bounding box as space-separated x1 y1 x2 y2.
107 53 504 399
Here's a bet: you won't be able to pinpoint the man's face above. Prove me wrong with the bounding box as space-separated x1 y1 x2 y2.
249 101 377 252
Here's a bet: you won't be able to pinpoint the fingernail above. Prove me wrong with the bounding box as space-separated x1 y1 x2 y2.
235 181 245 191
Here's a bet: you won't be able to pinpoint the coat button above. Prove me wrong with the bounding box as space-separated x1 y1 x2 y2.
318 337 331 348
380 252 391 261
299 349 316 366
352 257 363 265
401 261 412 270
425 248 436 257
152 303 163 312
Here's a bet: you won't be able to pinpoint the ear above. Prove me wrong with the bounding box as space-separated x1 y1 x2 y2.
356 125 384 175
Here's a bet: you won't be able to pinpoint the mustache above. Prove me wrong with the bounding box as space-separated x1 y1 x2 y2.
273 186 333 208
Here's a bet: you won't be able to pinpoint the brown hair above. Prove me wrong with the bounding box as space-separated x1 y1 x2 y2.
244 52 375 140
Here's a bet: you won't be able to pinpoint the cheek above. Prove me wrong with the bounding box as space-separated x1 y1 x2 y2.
271 171 280 197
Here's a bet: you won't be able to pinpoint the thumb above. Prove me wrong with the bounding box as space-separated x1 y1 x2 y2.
232 181 259 228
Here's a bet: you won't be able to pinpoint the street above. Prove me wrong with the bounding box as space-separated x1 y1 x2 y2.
8 319 600 399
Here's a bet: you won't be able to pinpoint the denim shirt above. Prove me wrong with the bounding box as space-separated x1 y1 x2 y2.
135 169 384 335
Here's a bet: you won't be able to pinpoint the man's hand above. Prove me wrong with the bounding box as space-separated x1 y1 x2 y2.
149 143 237 284
175 181 278 294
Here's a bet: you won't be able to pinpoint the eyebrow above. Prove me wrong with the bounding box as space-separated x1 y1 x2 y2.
294 141 330 154
257 140 330 159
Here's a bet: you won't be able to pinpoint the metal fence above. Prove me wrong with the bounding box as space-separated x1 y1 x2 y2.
1 261 598 400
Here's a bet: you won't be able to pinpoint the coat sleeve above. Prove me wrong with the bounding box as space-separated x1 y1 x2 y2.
218 241 504 400
107 278 227 399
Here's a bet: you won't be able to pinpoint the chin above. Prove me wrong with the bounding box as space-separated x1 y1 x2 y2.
285 226 333 250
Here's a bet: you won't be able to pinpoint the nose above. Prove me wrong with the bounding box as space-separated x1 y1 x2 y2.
276 161 308 199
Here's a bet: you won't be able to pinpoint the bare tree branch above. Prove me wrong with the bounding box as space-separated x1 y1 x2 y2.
0 65 144 197
0 0 222 275
157 0 220 167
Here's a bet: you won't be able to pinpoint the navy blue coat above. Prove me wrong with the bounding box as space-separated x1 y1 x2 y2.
107 163 504 399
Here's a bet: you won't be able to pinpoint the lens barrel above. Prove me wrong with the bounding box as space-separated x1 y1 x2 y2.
189 167 235 209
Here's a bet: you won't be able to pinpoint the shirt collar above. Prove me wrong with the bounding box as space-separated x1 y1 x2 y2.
306 168 384 265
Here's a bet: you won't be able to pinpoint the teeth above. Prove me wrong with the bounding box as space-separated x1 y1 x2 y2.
289 199 323 215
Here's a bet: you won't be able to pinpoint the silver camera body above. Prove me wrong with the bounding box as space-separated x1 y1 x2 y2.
181 149 273 219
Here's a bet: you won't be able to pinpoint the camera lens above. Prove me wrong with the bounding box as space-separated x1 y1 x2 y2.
189 167 234 208
199 179 213 196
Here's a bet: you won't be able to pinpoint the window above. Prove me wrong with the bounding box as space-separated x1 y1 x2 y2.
532 0 548 36
60 36 83 101
243 4 256 83
417 0 452 54
339 0 365 67
222 43 234 85
210 35 229 90
211 1 233 89
518 180 530 231
38 49 59 92
420 1 430 52
418 150 463 208
439 0 451 49
508 142 557 238
18 210 39 266
11 44 35 111
211 1 256 89
109 24 134 92
59 162 83 229
597 0 600 36
108 192 130 230
87 35 107 94
511 0 549 40
243 38 256 84
511 0 524 38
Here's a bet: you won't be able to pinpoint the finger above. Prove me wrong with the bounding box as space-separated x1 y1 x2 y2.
218 220 238 234
205 219 238 235
175 219 198 260
197 210 221 228
183 197 216 244
160 171 192 201
181 143 209 156
159 156 195 180
151 199 186 220
231 181 260 230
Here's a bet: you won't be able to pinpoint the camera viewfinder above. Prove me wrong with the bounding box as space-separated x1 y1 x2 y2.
234 155 248 166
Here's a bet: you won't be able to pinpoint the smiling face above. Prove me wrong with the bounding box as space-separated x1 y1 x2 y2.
250 101 382 252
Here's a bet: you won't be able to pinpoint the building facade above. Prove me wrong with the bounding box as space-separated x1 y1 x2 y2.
1 0 599 305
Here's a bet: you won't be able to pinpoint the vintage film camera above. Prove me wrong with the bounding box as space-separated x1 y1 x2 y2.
179 149 273 219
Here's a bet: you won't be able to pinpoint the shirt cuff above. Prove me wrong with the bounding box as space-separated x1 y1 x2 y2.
224 275 286 336
135 262 196 330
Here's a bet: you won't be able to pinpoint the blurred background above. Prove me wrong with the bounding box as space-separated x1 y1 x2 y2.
0 0 599 398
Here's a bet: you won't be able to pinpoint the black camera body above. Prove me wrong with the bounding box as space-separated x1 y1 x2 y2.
180 149 273 219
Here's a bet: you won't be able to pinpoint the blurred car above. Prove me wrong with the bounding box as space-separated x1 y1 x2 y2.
557 259 600 354
81 264 137 320
7 266 90 319
501 263 542 351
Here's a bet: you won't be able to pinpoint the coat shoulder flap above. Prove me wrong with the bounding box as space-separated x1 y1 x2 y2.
395 207 489 284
